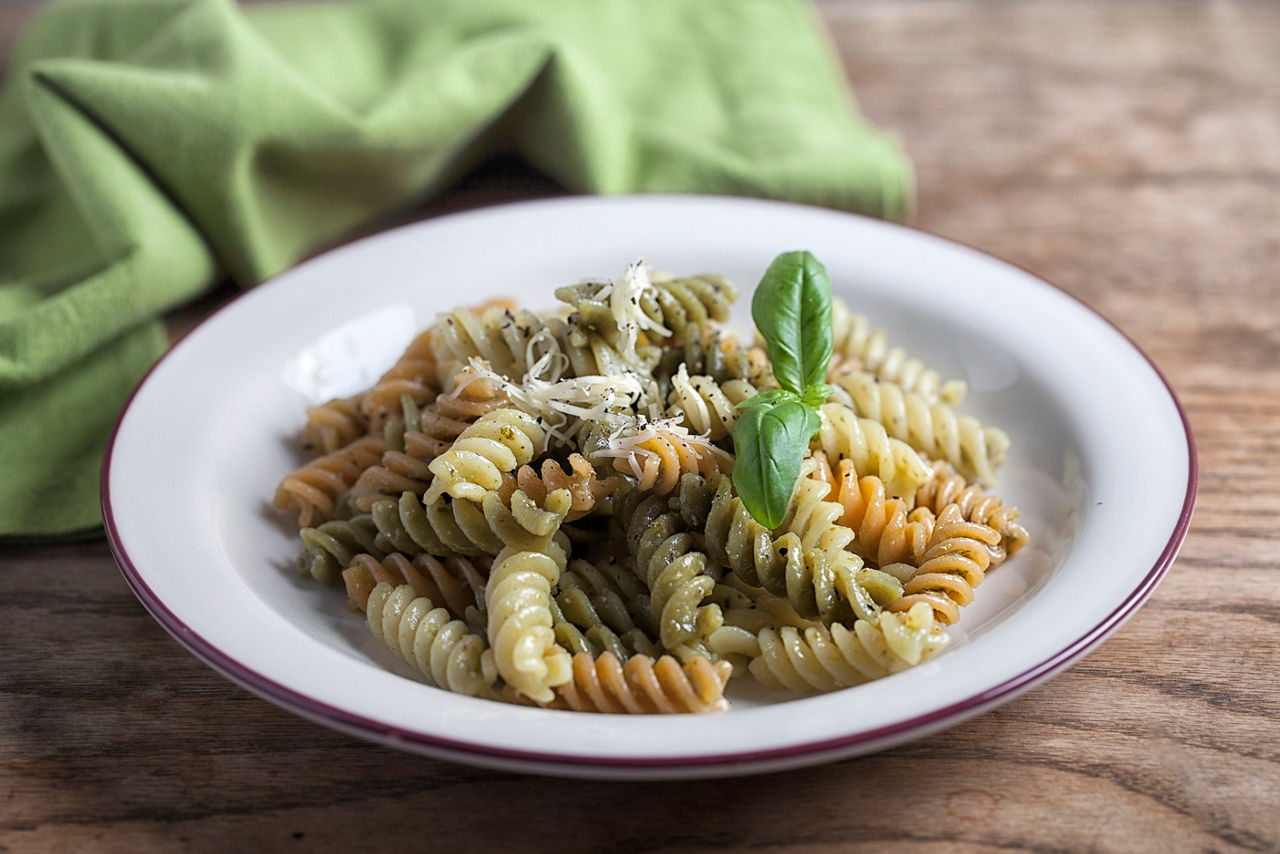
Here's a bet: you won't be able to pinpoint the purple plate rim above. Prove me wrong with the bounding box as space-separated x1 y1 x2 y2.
101 194 1198 771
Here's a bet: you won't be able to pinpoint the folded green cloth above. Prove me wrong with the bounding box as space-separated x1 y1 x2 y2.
0 0 911 538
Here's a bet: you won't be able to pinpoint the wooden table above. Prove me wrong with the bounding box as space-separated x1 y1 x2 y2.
4 1 1278 850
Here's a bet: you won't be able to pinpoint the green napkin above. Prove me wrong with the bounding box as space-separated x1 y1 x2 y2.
0 0 911 538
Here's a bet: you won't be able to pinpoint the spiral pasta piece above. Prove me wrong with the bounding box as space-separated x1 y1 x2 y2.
600 424 734 495
434 304 623 389
425 408 545 502
361 327 441 428
886 504 1002 625
366 582 500 698
807 451 935 567
640 273 739 340
549 651 733 714
300 396 368 455
556 559 659 640
342 552 489 621
498 454 619 523
486 539 573 703
550 597 664 662
665 365 758 440
703 476 902 624
371 487 572 558
813 402 932 505
656 323 771 388
828 368 1009 486
348 369 511 512
747 602 950 692
829 298 966 407
297 514 384 584
626 494 723 651
915 460 1029 561
274 436 388 528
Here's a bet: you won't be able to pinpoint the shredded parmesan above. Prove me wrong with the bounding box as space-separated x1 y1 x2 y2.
463 357 657 451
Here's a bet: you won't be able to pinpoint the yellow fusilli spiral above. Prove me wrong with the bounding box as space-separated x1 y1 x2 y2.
497 454 619 523
274 436 388 527
372 488 572 558
300 395 368 455
829 368 1009 486
813 402 932 505
361 328 440 428
627 494 723 652
606 426 734 495
486 538 574 703
425 408 545 502
809 451 935 567
886 504 1002 625
548 651 733 714
703 477 901 624
366 583 500 698
342 552 489 620
915 460 1029 562
665 365 757 440
746 602 950 692
829 298 966 406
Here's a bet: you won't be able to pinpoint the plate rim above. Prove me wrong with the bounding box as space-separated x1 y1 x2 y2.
101 194 1198 772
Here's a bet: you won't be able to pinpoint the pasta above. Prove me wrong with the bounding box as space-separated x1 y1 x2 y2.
548 651 733 714
812 402 932 505
915 460 1030 562
274 436 388 527
828 367 1009 485
366 582 500 698
486 539 573 703
300 395 368 455
665 365 757 440
886 504 1002 625
360 327 440 428
424 407 545 503
272 258 1029 713
809 451 935 567
829 297 967 406
626 493 723 651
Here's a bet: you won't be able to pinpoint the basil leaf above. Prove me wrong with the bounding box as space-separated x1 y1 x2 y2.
752 251 835 397
732 399 819 529
734 388 794 411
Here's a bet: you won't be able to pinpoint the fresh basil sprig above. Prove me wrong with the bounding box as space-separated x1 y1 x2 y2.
732 251 834 528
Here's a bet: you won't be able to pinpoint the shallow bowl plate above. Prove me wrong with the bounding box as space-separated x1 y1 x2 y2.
104 196 1195 779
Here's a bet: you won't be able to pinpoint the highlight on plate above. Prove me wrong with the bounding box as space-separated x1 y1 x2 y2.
272 251 1029 714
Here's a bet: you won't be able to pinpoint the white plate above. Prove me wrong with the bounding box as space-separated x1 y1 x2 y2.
104 196 1195 779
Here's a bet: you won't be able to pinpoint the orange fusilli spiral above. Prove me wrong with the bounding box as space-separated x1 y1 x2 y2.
886 504 1002 625
274 436 387 527
498 454 619 522
547 651 733 714
914 460 1029 563
607 427 733 495
360 329 441 428
809 451 935 567
342 552 490 620
300 395 368 455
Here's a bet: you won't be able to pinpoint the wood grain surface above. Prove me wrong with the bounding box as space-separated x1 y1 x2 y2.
3 1 1278 851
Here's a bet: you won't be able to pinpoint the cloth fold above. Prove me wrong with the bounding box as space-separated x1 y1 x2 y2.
0 0 911 537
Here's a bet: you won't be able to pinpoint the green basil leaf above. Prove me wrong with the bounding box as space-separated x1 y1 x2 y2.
801 382 837 409
734 388 795 411
752 251 835 397
732 399 817 529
